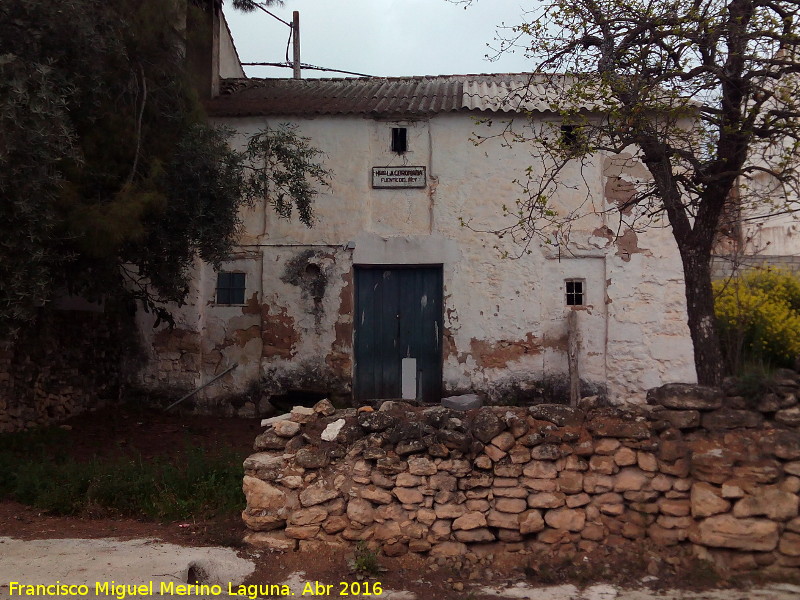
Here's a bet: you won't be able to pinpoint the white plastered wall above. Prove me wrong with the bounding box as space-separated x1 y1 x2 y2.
135 110 697 406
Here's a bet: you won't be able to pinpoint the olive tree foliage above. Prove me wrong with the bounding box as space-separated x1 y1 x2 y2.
0 0 329 336
455 0 800 384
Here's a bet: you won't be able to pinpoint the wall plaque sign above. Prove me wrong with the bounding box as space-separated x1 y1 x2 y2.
371 166 426 188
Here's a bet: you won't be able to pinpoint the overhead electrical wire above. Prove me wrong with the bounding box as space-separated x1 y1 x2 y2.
242 62 374 78
247 2 292 27
236 3 374 78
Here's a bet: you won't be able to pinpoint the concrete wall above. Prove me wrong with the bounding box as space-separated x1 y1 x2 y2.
135 112 696 410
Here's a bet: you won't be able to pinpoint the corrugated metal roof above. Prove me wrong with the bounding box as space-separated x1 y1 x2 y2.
206 73 570 117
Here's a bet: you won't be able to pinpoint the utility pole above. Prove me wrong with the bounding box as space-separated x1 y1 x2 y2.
292 11 301 79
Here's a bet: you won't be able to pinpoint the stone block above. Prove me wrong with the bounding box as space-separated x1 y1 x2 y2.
494 463 523 478
322 516 349 534
557 471 584 494
320 419 345 442
486 509 521 529
583 473 614 494
429 541 468 557
594 438 621 455
530 444 563 460
393 487 424 505
732 487 799 521
589 455 617 475
690 515 779 551
527 492 565 509
493 487 527 498
360 486 393 505
690 482 730 518
434 503 467 519
243 476 286 511
523 461 559 479
528 404 578 426
454 528 495 543
407 456 437 476
242 509 285 532
441 394 482 411
295 447 329 469
490 431 516 451
519 510 545 534
347 497 375 525
613 447 637 466
779 532 800 557
646 383 723 410
452 511 487 531
588 416 650 439
466 499 490 511
613 468 649 492
243 453 285 481
273 419 301 437
290 406 316 423
660 410 701 429
566 493 591 508
702 409 764 430
471 409 505 443
544 507 585 531
473 455 492 470
299 484 340 509
483 444 507 462
776 406 800 427
288 507 328 526
647 523 686 546
495 497 527 513
658 498 690 517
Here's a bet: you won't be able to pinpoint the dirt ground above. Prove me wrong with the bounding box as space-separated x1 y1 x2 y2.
1 406 799 599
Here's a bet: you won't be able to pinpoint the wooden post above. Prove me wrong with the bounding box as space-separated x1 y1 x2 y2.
567 310 580 407
292 11 301 79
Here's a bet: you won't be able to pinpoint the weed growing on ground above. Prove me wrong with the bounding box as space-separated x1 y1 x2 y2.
349 541 382 579
0 432 243 520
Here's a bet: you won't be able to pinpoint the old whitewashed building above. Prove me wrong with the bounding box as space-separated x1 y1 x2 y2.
135 48 699 412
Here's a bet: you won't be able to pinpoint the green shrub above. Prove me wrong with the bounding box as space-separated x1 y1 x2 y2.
714 268 800 372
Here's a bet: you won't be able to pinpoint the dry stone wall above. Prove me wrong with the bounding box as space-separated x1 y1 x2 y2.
0 310 127 432
242 376 800 573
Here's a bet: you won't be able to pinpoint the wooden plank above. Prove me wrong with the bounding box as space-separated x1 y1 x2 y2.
567 309 580 407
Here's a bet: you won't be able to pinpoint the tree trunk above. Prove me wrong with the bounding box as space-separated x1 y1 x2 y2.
679 247 724 386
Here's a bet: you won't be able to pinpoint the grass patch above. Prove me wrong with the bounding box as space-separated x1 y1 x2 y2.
0 431 244 521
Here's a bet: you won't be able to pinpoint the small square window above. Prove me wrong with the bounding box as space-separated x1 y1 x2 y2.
391 127 407 153
565 279 585 306
216 272 246 305
560 124 582 150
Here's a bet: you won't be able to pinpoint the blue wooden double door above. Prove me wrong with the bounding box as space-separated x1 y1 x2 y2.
354 266 443 403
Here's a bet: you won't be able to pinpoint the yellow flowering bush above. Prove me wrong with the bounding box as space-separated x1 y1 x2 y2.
714 268 800 371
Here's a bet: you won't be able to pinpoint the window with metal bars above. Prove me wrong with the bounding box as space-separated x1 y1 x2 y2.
216 272 246 305
565 279 585 306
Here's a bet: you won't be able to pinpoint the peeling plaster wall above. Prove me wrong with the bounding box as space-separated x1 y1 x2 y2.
135 112 696 408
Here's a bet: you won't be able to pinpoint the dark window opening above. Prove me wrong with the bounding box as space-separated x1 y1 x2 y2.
561 124 579 148
216 272 246 305
391 127 408 153
565 279 585 306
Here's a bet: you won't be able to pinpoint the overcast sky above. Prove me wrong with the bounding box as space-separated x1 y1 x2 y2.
222 0 534 79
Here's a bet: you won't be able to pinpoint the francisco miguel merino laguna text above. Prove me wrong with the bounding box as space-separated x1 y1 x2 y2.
7 581 296 599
